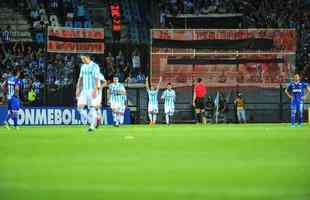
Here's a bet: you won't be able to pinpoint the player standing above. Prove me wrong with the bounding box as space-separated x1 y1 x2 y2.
95 73 107 128
285 73 310 127
109 77 126 127
119 90 127 125
76 55 100 132
193 78 207 124
161 82 176 125
146 76 162 125
2 69 22 130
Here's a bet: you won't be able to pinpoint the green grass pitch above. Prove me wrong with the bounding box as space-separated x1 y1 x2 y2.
0 124 309 200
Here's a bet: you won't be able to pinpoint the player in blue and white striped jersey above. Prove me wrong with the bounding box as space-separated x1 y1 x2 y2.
119 91 127 125
109 77 126 127
95 73 107 128
161 82 176 125
146 76 162 125
76 55 100 132
2 69 22 130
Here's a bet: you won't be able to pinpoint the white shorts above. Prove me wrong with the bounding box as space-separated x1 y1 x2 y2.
164 105 175 115
111 102 123 112
148 104 158 113
119 105 126 114
77 90 97 107
95 92 103 107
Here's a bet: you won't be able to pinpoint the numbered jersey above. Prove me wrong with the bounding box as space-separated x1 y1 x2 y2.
161 89 176 107
109 83 126 105
7 76 21 100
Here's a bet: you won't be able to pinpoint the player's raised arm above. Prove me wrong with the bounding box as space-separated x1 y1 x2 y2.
145 76 150 91
1 80 7 90
156 76 162 91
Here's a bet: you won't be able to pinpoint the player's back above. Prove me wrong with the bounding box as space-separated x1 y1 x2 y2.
163 89 175 105
7 76 19 99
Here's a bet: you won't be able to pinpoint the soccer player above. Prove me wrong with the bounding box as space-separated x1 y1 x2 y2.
146 76 162 125
119 90 127 125
76 55 101 132
161 82 176 125
193 78 206 124
2 69 22 130
109 77 126 127
285 73 310 127
95 73 107 128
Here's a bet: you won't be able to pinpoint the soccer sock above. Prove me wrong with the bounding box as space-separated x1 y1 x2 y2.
165 114 169 124
96 109 102 126
197 113 201 123
153 114 157 123
120 113 124 124
12 111 18 127
148 113 153 122
78 108 88 125
290 110 296 126
89 107 97 129
298 110 303 125
194 113 198 122
113 112 117 123
6 111 12 123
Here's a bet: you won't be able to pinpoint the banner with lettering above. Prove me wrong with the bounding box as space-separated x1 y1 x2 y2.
0 106 130 125
47 27 104 54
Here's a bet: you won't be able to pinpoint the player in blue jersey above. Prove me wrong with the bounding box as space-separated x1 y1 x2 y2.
161 82 176 125
146 76 162 125
1 69 22 130
285 73 310 127
109 77 126 127
76 55 101 132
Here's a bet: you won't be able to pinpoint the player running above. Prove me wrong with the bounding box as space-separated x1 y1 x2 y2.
95 73 107 128
285 72 310 127
76 55 101 132
161 82 176 125
146 76 162 125
109 77 126 127
2 69 22 130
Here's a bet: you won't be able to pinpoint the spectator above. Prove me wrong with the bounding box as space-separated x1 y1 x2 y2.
205 96 214 123
218 93 228 123
234 93 246 123
2 26 13 48
132 50 141 76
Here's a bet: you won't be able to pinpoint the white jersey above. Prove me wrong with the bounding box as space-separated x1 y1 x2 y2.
96 73 106 106
79 61 100 91
109 83 125 106
162 89 176 114
77 61 100 107
147 89 159 113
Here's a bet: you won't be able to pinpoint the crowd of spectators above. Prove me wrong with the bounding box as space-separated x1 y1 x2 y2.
158 0 310 75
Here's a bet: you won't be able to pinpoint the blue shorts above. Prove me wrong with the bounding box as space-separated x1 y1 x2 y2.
291 101 303 113
8 96 20 111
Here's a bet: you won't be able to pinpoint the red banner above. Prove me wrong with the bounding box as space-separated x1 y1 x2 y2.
47 27 104 54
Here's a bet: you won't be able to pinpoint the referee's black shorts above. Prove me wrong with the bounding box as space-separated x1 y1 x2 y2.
195 97 205 109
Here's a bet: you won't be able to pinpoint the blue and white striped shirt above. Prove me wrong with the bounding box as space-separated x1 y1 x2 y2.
147 90 158 106
109 83 125 105
79 61 100 91
162 89 176 107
